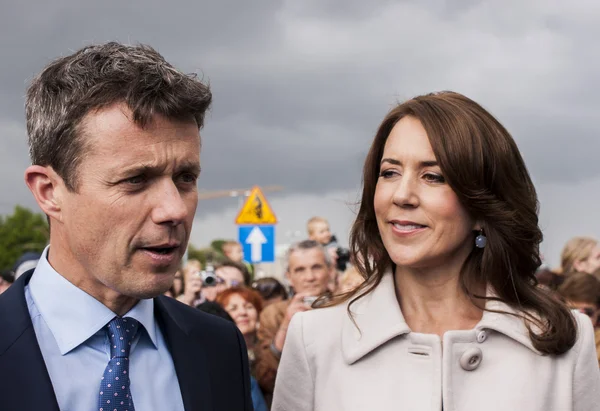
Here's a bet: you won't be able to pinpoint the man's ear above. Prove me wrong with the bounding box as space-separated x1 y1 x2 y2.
24 165 65 223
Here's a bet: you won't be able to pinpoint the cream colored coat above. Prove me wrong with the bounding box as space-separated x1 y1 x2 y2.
272 272 600 411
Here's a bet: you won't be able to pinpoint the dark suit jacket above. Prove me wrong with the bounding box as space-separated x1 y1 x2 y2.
0 270 253 411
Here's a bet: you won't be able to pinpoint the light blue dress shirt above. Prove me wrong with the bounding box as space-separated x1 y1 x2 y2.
25 247 185 411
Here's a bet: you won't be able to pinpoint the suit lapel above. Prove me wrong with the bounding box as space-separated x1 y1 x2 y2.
0 270 60 411
154 296 214 411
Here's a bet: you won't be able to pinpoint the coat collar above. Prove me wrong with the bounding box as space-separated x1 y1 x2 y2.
0 269 61 411
154 296 215 411
341 271 540 364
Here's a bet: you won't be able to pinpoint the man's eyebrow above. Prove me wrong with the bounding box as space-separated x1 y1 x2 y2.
118 161 201 176
380 158 438 168
177 161 201 175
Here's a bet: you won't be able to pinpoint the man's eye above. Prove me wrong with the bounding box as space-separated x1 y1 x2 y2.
180 173 198 184
124 175 146 185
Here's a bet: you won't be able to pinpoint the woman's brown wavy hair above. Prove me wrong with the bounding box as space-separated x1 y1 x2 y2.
325 91 576 355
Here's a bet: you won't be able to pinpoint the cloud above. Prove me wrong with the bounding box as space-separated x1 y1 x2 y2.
1 0 598 267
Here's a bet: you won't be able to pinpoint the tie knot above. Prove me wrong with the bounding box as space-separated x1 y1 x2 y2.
105 317 139 359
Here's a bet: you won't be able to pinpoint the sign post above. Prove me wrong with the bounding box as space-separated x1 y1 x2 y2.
235 186 277 263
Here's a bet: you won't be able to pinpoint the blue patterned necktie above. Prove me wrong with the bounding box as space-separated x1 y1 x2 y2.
98 317 139 411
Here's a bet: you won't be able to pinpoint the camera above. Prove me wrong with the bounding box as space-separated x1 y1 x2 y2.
326 235 351 272
335 247 351 272
197 263 218 287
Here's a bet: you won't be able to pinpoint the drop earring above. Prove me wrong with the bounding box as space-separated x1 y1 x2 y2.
475 229 487 249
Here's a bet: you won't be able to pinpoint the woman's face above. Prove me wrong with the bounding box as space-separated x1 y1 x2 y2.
224 293 258 336
575 245 600 274
374 116 476 271
215 266 245 288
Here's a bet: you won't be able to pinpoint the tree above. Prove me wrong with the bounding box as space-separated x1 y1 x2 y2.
210 239 231 254
187 244 225 267
0 206 49 271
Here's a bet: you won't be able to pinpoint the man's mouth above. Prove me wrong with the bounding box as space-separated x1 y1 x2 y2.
140 245 180 255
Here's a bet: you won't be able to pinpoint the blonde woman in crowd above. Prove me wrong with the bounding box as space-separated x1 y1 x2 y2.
272 91 600 411
560 236 600 275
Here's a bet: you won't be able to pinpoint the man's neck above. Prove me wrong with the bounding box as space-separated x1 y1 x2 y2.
47 239 139 316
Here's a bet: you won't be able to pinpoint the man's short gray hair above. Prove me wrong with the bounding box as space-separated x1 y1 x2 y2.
286 239 332 272
26 42 212 192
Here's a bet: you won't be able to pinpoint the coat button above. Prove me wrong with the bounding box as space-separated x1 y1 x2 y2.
476 330 487 343
460 347 483 371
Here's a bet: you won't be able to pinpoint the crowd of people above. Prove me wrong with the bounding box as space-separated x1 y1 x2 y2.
151 218 365 410
1 41 599 411
3 224 597 410
0 217 366 411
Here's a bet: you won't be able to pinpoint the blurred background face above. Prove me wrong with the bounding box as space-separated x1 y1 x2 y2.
51 105 200 300
215 266 245 288
183 261 202 289
374 116 476 271
224 244 244 263
575 245 600 274
310 221 332 245
286 247 330 296
224 293 258 336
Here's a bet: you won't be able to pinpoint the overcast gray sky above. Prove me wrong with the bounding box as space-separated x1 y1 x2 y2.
1 0 598 268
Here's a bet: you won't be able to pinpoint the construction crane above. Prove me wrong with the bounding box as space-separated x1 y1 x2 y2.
197 185 284 207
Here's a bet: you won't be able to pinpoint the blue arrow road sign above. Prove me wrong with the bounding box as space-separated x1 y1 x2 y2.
238 225 275 263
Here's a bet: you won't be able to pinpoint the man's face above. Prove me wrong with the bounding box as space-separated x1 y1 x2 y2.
286 248 330 296
52 104 200 300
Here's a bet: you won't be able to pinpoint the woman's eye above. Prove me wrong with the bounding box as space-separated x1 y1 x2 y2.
379 169 398 178
424 173 445 183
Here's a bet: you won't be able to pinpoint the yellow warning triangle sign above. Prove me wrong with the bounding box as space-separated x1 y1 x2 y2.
235 186 278 225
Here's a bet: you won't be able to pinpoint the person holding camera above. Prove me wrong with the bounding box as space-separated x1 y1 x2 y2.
256 239 332 405
178 260 249 306
307 216 351 292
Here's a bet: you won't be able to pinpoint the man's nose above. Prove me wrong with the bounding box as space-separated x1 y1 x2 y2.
151 179 189 226
306 269 317 281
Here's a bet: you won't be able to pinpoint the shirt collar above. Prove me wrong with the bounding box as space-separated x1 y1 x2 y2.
341 270 540 364
29 246 158 355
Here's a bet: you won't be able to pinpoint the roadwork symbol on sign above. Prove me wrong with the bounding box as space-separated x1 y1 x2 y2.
234 186 278 225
